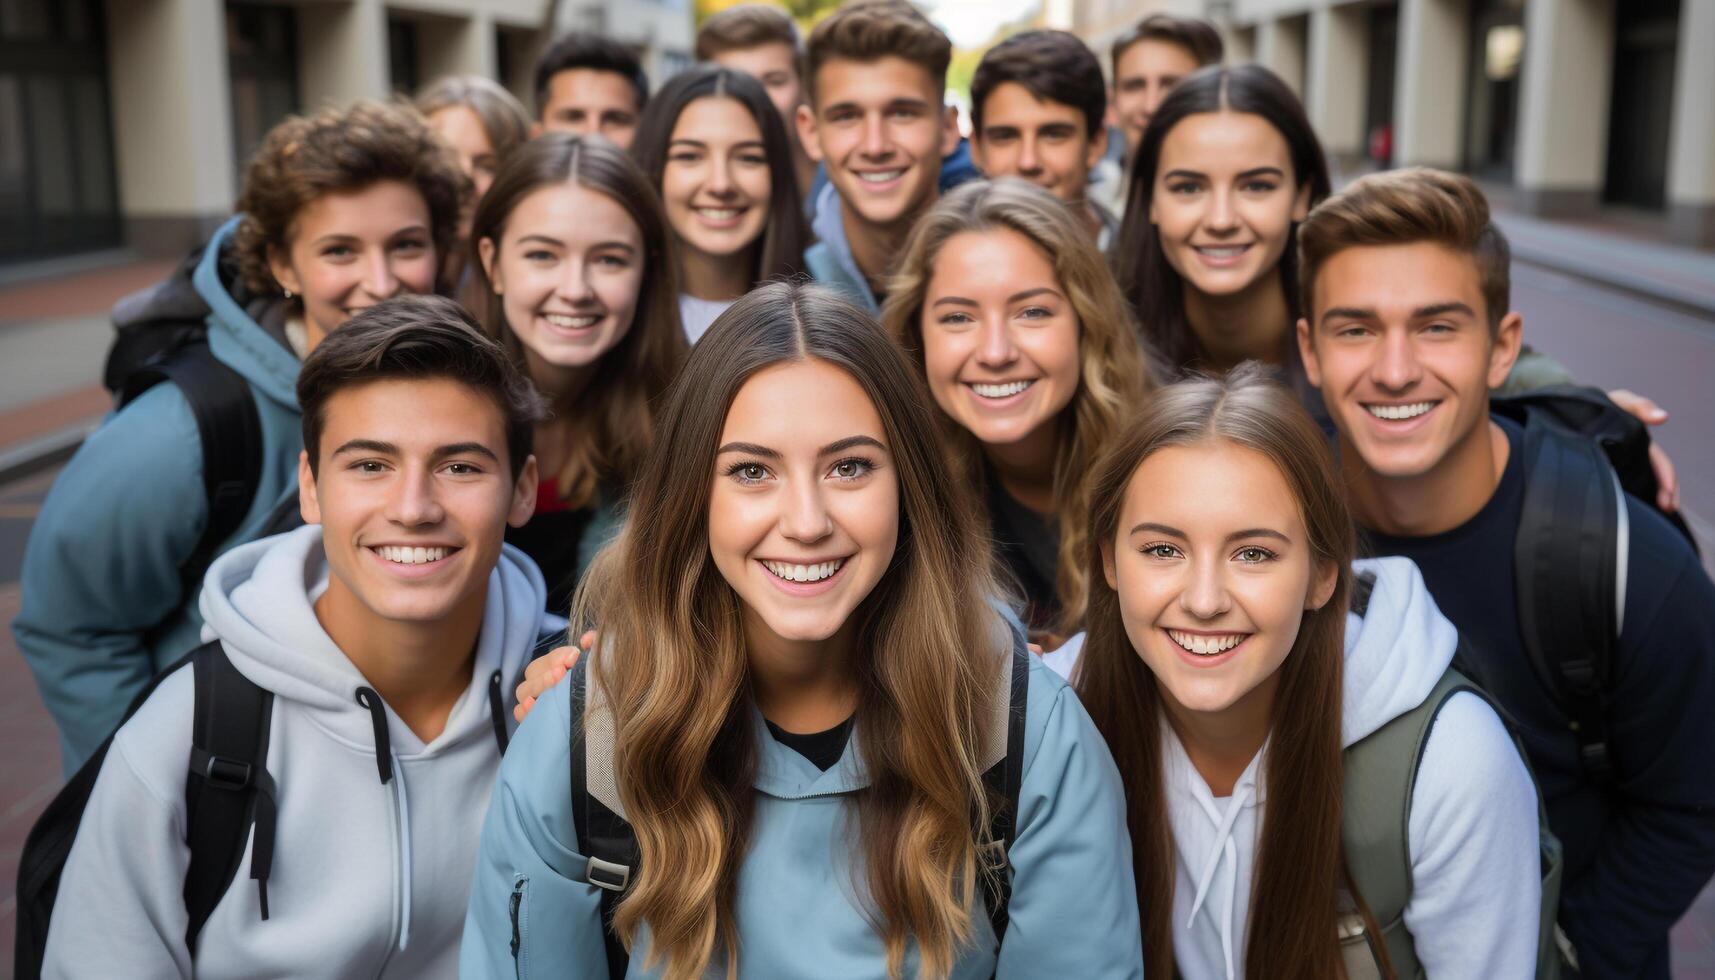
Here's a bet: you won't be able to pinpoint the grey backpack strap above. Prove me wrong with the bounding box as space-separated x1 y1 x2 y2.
1340 667 1474 978
567 659 633 980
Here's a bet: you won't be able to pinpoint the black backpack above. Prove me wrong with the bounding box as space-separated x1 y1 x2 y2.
102 246 271 594
1493 386 1697 787
546 631 1031 979
14 641 276 980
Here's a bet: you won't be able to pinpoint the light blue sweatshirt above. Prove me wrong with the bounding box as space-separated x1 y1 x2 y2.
461 641 1144 978
16 216 304 773
802 181 881 315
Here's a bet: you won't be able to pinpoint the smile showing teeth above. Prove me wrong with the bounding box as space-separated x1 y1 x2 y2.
695 207 743 220
762 558 846 583
857 169 904 184
543 313 599 329
1366 401 1437 421
373 545 451 565
1193 245 1250 258
1167 629 1247 656
970 380 1033 399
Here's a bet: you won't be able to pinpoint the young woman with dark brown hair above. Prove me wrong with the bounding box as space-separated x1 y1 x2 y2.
462 282 1142 980
470 134 687 612
1062 366 1542 978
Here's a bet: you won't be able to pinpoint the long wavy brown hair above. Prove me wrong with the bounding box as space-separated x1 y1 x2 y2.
882 178 1156 635
470 133 687 508
1074 365 1362 979
573 281 1005 980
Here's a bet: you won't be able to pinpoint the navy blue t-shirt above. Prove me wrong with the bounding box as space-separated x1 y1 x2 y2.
1361 414 1715 979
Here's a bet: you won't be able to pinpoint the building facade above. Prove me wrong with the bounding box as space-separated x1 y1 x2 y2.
0 0 695 267
1069 0 1715 248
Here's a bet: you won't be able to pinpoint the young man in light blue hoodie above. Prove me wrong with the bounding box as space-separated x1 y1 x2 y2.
795 0 961 313
42 297 548 978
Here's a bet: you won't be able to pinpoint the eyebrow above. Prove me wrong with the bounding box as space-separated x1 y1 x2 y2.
1319 300 1477 326
668 138 766 150
1127 521 1291 544
330 439 500 464
931 286 1063 308
717 434 887 458
1161 166 1285 182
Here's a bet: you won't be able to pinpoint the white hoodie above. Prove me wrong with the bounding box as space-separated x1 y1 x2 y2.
1045 557 1542 978
43 525 547 979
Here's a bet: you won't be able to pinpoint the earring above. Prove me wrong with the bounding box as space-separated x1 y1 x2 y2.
282 287 294 299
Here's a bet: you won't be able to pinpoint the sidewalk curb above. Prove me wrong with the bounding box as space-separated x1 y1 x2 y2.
1508 241 1715 322
0 420 96 486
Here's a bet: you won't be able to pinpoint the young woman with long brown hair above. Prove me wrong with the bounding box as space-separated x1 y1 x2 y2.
462 282 1141 979
882 178 1155 644
471 133 687 612
1067 366 1541 978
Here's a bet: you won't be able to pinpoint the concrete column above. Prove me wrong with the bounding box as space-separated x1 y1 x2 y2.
1306 5 1370 166
1394 0 1468 169
104 0 234 257
296 0 390 111
420 12 498 84
1668 0 1715 247
1255 15 1307 97
1513 0 1614 216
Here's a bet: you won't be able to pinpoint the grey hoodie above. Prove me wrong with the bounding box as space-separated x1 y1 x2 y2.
43 525 547 979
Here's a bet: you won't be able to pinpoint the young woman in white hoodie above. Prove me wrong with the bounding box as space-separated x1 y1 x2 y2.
1061 365 1543 978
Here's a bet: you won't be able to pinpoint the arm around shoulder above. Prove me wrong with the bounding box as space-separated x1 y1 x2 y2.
461 678 611 979
1403 691 1541 978
994 664 1143 979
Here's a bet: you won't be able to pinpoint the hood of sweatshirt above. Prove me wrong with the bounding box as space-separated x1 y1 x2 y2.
199 523 545 755
193 215 303 413
809 182 871 292
1165 555 1459 980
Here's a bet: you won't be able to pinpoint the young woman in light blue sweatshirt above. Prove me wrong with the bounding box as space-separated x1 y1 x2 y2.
462 281 1142 979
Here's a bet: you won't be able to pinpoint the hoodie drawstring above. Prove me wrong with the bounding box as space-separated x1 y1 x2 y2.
488 670 510 754
354 686 413 952
1186 777 1255 980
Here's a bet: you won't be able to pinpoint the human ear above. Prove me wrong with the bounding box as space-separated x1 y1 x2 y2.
1296 316 1322 388
1306 559 1338 611
298 450 321 526
268 244 302 298
1101 537 1119 590
940 104 961 158
1292 181 1313 222
509 455 540 528
1085 126 1109 171
1486 311 1524 390
478 236 502 295
795 103 825 163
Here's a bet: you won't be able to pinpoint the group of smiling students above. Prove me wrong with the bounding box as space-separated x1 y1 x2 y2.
18 3 1715 979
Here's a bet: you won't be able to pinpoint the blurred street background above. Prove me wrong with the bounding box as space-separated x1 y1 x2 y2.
3 0 1714 974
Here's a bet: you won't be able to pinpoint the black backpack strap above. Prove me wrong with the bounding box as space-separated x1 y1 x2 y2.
183 640 276 951
1514 410 1622 786
567 658 635 980
980 620 1031 953
122 344 263 596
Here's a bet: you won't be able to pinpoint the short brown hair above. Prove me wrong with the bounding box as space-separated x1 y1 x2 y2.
298 294 545 480
972 30 1106 140
234 100 467 300
1111 14 1223 75
695 4 801 61
805 0 950 103
415 74 532 163
1297 167 1511 329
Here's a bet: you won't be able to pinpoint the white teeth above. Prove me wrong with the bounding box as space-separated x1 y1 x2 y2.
1167 629 1246 656
1366 401 1436 421
695 207 741 220
544 313 599 329
762 559 845 583
970 380 1033 399
857 169 904 184
375 546 449 565
1194 246 1249 258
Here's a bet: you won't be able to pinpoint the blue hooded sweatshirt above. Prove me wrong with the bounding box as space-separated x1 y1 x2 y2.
15 216 307 774
460 633 1144 978
802 181 882 315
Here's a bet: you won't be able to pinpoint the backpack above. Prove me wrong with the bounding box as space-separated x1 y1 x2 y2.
102 246 273 594
15 640 521 979
1492 386 1696 788
545 628 1031 979
14 641 276 980
1338 575 1565 979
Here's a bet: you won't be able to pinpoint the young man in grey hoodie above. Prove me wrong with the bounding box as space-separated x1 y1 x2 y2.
42 296 549 978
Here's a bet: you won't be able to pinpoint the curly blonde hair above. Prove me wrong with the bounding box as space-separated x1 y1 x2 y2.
883 178 1157 634
233 99 467 299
